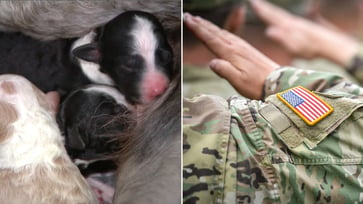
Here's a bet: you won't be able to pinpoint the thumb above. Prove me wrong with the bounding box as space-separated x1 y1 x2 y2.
209 59 249 96
209 58 241 82
209 58 264 99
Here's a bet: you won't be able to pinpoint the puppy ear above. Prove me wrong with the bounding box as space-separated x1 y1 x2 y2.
72 43 101 63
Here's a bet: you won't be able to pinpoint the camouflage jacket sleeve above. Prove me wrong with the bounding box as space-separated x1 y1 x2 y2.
263 66 363 100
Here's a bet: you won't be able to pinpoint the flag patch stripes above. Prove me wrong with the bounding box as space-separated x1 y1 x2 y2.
277 86 333 125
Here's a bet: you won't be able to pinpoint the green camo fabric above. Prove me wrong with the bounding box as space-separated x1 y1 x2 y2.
184 62 363 203
183 64 239 99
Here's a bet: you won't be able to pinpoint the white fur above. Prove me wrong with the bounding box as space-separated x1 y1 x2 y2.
72 31 115 85
85 85 134 110
0 75 64 170
131 16 158 72
0 75 98 203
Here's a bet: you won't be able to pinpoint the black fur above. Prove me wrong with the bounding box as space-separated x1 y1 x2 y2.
0 32 90 96
58 85 131 161
73 11 174 104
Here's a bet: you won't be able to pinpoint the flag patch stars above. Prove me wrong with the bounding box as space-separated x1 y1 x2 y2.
277 86 333 126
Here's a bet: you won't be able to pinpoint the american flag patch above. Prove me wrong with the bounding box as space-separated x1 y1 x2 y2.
277 86 333 126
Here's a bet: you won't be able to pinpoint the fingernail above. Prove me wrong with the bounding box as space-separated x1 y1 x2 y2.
250 0 261 6
266 27 278 36
183 12 191 22
209 59 219 70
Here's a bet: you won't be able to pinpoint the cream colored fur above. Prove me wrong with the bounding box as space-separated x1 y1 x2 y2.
0 74 97 204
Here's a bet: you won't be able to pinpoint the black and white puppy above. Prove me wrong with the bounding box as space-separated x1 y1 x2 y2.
58 84 133 174
0 11 174 106
73 11 174 104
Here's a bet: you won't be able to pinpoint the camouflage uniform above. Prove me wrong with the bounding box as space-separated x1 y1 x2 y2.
292 58 358 84
184 66 363 204
184 2 363 202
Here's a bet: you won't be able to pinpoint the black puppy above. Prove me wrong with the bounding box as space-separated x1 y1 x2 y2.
58 84 133 174
73 11 174 104
0 32 90 96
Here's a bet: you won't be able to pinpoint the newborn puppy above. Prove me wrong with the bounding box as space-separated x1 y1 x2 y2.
58 85 132 174
0 75 97 204
0 32 90 96
73 11 174 104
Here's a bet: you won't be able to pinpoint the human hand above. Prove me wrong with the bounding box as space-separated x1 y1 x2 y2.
250 0 359 66
183 13 279 99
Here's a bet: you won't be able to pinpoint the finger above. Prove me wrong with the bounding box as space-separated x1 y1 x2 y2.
265 26 307 56
265 26 287 44
193 15 242 44
209 58 246 88
250 0 292 25
209 59 263 99
314 14 340 32
184 13 235 58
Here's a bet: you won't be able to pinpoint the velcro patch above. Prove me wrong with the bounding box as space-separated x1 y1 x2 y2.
277 86 333 126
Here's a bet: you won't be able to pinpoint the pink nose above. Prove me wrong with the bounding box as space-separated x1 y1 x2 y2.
142 71 169 103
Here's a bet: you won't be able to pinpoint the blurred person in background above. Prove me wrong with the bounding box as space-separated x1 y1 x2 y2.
307 0 363 39
250 0 363 84
290 0 363 83
242 0 307 65
244 0 360 83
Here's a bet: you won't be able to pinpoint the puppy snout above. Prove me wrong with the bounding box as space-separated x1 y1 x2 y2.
142 71 169 103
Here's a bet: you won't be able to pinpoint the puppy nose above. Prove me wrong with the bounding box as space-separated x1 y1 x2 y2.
148 84 167 100
142 71 169 103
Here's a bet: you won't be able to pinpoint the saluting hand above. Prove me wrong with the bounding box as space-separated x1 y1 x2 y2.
250 0 359 66
183 12 279 99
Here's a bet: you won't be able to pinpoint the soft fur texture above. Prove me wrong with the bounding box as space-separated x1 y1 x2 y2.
0 0 180 41
0 75 97 204
73 11 174 104
71 31 115 86
110 8 181 204
113 74 181 203
0 32 90 96
0 1 181 202
58 84 132 175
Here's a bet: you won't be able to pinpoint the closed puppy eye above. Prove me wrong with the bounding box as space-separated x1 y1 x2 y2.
121 55 143 73
126 57 137 68
121 64 136 73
